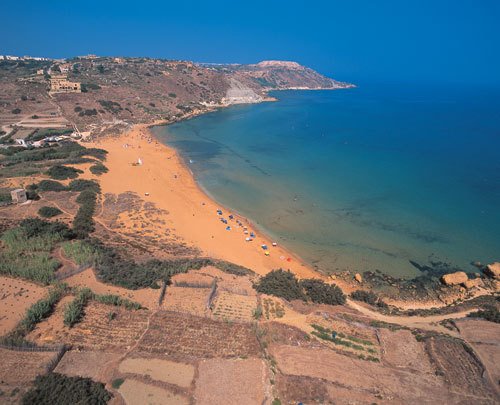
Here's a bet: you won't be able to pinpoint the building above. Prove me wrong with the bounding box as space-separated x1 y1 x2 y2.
11 189 27 204
49 75 81 93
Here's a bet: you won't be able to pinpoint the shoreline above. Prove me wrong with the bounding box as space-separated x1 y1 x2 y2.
87 123 328 283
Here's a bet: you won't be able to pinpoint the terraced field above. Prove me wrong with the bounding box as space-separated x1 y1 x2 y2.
138 311 261 358
212 291 257 322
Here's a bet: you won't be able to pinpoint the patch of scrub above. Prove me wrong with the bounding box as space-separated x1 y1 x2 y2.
118 379 189 405
118 357 194 388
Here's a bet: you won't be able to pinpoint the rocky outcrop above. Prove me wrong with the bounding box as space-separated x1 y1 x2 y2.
441 271 468 286
484 262 500 280
354 273 363 283
463 278 483 289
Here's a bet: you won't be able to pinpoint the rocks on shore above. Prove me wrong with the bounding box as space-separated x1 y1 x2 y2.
354 273 363 283
441 271 468 286
484 262 500 280
463 278 483 289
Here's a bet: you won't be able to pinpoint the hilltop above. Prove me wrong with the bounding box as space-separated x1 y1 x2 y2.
0 56 352 139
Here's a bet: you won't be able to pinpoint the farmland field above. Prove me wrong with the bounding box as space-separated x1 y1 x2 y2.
118 357 195 388
138 310 261 358
118 378 189 405
0 276 47 335
195 358 268 405
163 286 209 315
212 291 256 322
54 350 120 381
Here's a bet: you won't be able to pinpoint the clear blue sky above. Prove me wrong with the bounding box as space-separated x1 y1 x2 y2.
3 0 499 85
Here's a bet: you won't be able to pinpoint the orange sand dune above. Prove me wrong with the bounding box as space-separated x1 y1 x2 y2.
87 125 321 280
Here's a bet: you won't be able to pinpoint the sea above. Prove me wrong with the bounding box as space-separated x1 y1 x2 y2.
151 82 500 279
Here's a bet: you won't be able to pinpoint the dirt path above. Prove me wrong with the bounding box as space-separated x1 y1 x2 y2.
346 299 475 336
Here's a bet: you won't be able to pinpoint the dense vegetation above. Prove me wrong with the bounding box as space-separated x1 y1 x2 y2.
350 290 388 309
46 165 83 180
38 206 63 218
22 373 112 405
61 240 97 266
69 179 101 193
301 279 346 305
0 219 74 284
89 162 108 175
63 288 93 327
254 270 346 305
0 142 107 165
68 239 252 290
72 189 98 238
467 305 500 323
254 269 305 300
34 180 67 192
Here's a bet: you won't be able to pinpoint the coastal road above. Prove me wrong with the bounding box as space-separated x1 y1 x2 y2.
346 299 476 337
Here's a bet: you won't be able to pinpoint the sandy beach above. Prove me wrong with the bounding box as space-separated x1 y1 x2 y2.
87 124 323 280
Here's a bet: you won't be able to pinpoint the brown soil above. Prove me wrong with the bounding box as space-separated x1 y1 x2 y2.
118 378 189 405
28 301 149 352
455 319 500 396
212 291 257 322
118 357 195 388
425 336 497 401
0 276 47 335
137 310 261 359
162 286 210 315
54 350 120 381
195 358 269 405
270 344 492 403
379 329 433 373
0 348 55 403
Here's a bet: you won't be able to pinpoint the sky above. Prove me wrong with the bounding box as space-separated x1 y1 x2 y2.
3 0 499 85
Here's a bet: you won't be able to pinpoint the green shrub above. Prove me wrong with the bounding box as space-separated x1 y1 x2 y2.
89 163 108 175
69 179 101 193
93 294 142 310
21 285 65 332
0 219 73 283
301 279 346 305
46 165 82 180
351 290 388 308
78 108 98 117
254 269 305 301
0 192 11 203
61 240 97 266
111 378 124 389
64 288 93 327
73 190 97 238
1 284 67 344
38 206 62 218
467 306 500 323
22 373 112 405
98 100 122 114
37 180 68 192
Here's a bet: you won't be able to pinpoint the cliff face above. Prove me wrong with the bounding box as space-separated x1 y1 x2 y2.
0 57 353 136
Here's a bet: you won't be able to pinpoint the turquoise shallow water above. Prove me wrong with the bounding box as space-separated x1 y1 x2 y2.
152 83 500 278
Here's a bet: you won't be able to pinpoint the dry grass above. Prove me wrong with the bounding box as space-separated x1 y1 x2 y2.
162 286 209 315
118 357 195 388
138 311 261 359
195 358 268 405
212 291 257 322
118 378 189 405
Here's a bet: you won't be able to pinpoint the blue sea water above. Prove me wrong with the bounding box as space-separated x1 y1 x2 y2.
151 83 500 278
